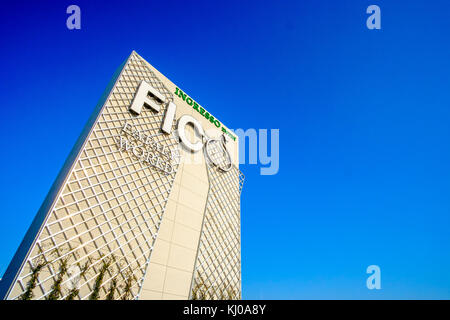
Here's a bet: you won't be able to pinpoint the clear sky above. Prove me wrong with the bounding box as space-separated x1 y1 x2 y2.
0 0 449 299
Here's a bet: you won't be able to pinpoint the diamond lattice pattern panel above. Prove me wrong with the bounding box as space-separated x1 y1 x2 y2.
10 52 180 300
191 157 244 300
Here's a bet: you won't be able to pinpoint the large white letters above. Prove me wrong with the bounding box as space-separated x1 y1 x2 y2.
177 115 205 152
129 81 166 114
129 81 217 154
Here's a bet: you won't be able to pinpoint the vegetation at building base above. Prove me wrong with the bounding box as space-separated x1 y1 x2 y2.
65 258 91 300
106 277 118 300
121 268 137 300
17 245 139 301
19 252 49 301
46 255 69 300
191 271 207 300
191 271 239 300
18 247 237 301
89 256 115 300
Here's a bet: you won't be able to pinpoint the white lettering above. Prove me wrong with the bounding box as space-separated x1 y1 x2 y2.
129 81 165 114
177 115 205 152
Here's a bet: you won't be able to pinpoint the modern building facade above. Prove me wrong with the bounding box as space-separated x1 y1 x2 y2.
0 51 243 300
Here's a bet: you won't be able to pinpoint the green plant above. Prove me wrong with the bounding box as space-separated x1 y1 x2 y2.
121 269 136 300
19 257 48 300
65 288 79 300
226 286 236 300
191 271 207 300
106 277 118 300
191 274 238 300
46 257 69 300
89 257 114 300
65 258 91 300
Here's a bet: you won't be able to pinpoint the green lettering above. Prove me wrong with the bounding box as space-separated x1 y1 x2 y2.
193 102 200 112
177 88 187 101
174 89 228 137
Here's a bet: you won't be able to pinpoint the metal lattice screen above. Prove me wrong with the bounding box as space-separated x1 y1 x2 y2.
190 145 244 300
9 52 180 300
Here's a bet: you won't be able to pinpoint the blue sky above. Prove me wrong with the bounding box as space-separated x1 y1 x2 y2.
0 0 449 299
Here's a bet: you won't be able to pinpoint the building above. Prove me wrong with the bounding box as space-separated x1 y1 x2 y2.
0 51 244 300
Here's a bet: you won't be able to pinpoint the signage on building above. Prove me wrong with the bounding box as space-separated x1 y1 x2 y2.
123 80 233 173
